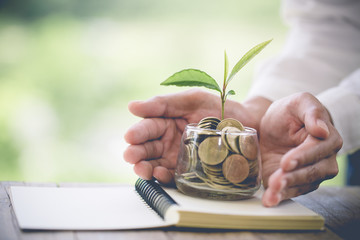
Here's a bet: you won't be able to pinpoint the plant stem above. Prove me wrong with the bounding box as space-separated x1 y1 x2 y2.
220 82 227 120
221 97 225 120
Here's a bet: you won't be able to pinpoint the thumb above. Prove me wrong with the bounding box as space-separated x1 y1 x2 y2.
128 97 168 118
128 90 208 119
314 118 330 139
301 102 330 140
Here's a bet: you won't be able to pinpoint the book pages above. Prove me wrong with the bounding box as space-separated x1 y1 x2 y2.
164 187 317 217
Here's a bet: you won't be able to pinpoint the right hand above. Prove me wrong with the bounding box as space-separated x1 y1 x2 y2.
123 89 254 184
259 92 342 206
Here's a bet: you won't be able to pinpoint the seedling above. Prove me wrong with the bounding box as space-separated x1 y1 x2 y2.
161 39 272 120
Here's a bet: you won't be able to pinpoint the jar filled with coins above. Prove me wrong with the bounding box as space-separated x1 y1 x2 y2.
175 117 261 200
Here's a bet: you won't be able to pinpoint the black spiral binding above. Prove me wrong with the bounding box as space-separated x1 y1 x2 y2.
135 178 177 219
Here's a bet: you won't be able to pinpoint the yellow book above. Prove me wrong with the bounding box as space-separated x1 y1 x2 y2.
10 178 324 230
136 178 324 230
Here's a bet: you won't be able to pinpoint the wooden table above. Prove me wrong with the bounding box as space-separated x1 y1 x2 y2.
1 182 359 240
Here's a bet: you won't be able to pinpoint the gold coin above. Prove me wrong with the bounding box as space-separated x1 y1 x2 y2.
198 117 221 130
197 129 219 136
188 144 199 169
216 118 245 131
222 127 242 153
239 135 258 160
198 117 221 125
201 162 222 173
198 136 228 165
247 159 259 179
234 176 257 188
222 154 249 184
186 129 216 146
177 144 191 173
221 127 232 153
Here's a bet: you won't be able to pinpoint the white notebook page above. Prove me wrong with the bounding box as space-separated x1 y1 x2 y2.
10 186 169 230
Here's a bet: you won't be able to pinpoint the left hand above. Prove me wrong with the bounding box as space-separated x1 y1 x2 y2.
259 92 343 207
123 89 255 184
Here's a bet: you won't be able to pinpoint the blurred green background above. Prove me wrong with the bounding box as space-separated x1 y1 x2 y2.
0 0 346 185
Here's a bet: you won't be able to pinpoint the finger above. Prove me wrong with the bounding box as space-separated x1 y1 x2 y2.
281 133 342 172
296 93 330 139
282 155 338 188
123 140 164 164
267 169 287 192
262 169 287 207
265 154 338 207
133 161 156 180
153 166 175 185
263 182 321 207
263 177 321 207
262 188 282 207
133 160 175 184
279 183 320 201
124 118 167 144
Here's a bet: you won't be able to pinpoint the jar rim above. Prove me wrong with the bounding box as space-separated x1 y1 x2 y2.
185 123 257 135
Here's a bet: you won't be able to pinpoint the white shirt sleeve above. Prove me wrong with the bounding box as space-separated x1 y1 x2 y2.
248 0 360 154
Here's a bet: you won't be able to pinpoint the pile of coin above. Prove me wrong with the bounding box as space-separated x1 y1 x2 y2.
180 117 259 191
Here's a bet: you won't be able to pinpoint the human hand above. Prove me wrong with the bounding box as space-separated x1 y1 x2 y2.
124 89 253 184
259 92 343 207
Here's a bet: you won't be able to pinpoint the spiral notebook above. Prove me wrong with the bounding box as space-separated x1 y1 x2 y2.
10 178 324 230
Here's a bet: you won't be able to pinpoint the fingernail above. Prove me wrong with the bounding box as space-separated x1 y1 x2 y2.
286 159 297 171
317 119 329 136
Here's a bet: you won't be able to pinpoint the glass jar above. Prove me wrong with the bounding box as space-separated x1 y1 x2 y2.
175 123 261 200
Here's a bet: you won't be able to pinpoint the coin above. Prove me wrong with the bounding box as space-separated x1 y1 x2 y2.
198 117 221 130
216 118 245 131
178 143 191 173
188 143 199 168
179 117 260 196
222 154 249 184
197 129 219 137
247 159 259 179
221 127 242 154
201 162 222 173
198 136 228 165
198 117 221 125
239 135 258 160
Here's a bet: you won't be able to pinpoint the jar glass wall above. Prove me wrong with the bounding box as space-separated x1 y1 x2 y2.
175 123 261 200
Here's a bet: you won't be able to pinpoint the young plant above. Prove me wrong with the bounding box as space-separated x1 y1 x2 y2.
161 39 272 120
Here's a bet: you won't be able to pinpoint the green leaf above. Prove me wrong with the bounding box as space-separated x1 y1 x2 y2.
227 39 272 84
161 69 221 92
224 50 229 84
227 89 235 96
225 89 235 100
